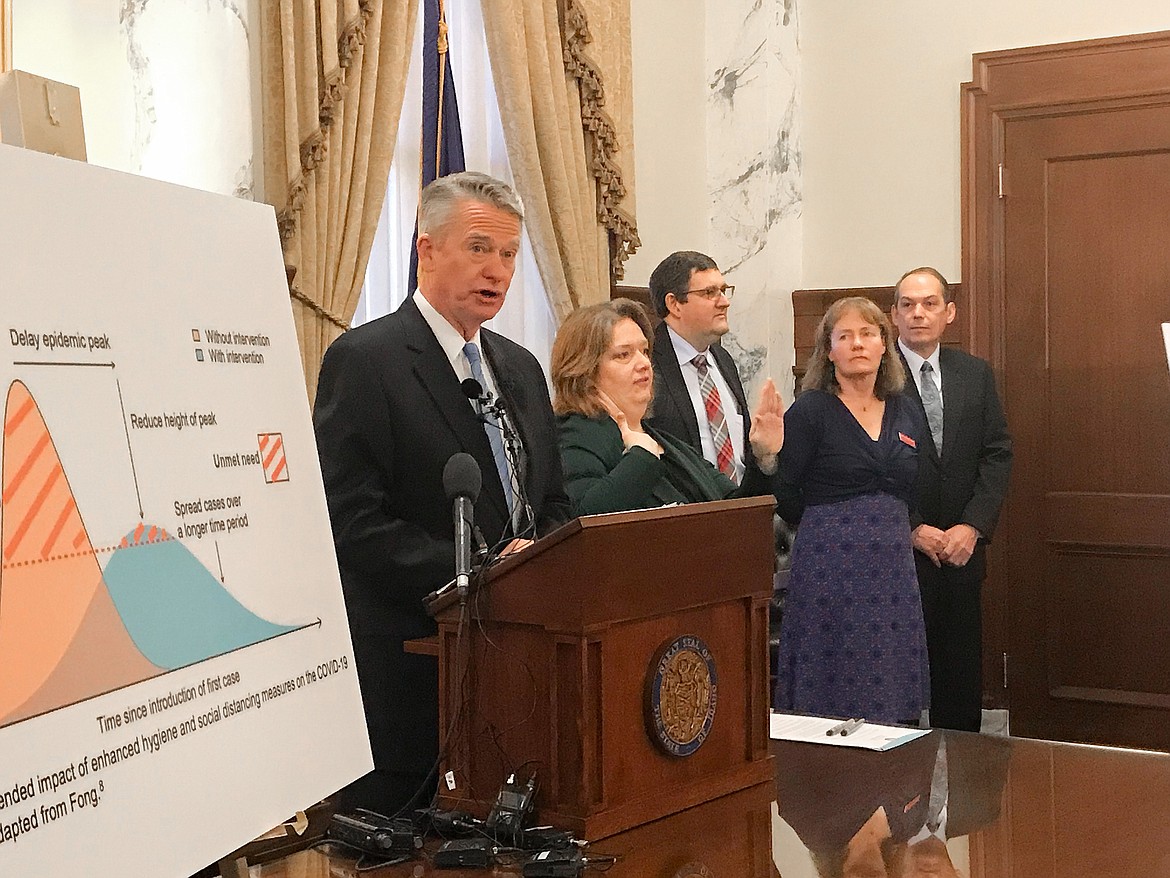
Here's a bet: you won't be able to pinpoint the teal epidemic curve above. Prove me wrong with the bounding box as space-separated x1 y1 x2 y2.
102 524 296 668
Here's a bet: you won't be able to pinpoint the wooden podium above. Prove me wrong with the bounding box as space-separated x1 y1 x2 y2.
433 496 776 838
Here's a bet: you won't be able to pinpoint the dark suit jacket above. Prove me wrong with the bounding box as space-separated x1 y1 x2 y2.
778 730 1008 859
777 732 938 854
646 321 753 466
313 297 571 775
941 730 1010 838
558 412 780 516
899 347 1012 544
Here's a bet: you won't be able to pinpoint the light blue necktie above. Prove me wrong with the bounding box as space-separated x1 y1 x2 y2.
926 738 949 835
463 342 513 511
920 361 944 453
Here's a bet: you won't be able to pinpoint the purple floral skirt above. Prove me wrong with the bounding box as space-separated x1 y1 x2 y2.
773 492 930 725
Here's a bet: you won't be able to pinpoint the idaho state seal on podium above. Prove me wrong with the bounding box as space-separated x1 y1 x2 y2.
644 635 718 757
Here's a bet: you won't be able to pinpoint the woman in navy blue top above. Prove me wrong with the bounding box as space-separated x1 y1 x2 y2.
773 296 930 726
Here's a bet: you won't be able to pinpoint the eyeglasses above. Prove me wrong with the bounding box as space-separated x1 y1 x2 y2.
682 285 735 301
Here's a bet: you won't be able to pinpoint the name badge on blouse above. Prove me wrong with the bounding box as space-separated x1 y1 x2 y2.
898 432 917 449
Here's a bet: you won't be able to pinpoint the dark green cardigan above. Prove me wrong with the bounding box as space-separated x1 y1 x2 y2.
557 412 781 516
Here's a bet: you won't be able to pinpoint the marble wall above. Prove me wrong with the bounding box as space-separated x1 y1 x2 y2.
705 0 802 400
122 0 256 198
11 0 258 199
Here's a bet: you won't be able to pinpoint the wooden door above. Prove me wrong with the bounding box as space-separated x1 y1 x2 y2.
964 33 1170 748
1005 105 1170 746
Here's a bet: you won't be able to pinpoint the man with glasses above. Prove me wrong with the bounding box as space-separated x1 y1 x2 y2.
645 251 751 481
645 251 789 681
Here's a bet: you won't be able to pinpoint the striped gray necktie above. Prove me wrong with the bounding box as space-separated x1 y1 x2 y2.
920 361 943 453
692 354 738 482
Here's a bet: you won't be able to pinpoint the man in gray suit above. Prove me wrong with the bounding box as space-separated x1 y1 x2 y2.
892 266 1012 732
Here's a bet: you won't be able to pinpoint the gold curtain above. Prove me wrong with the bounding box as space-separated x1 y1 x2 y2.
1 0 12 73
261 0 419 398
481 0 638 317
562 0 639 282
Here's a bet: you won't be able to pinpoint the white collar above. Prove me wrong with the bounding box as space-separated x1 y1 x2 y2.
898 338 941 377
413 290 484 368
667 323 709 367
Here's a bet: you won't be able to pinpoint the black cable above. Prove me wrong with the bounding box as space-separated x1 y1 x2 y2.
309 839 412 871
586 854 619 872
377 588 474 823
409 414 544 831
475 398 537 545
427 591 474 808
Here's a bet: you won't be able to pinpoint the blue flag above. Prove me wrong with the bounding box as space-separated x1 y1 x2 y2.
409 0 467 293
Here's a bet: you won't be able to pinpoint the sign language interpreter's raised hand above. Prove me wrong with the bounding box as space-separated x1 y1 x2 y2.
598 389 663 457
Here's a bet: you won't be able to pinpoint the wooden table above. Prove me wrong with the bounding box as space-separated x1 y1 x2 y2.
241 729 1170 877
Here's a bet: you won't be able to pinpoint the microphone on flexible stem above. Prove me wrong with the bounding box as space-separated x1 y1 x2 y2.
463 378 504 420
461 377 486 404
443 453 481 600
464 377 530 534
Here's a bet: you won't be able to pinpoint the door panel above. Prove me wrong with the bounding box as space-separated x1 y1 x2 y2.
1005 104 1170 746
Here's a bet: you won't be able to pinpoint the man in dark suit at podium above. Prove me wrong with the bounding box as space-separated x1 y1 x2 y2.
644 251 752 480
891 267 1012 732
313 172 570 815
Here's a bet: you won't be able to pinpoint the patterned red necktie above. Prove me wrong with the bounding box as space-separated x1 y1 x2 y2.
692 354 737 483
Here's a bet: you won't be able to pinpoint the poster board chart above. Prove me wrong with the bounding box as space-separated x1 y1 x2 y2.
0 144 370 877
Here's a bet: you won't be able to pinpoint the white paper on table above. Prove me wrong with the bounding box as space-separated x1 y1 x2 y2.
769 712 931 751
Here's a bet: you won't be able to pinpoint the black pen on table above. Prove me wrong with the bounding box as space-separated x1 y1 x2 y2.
825 718 865 736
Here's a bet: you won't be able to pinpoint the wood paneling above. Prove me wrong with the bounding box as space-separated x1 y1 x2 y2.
611 283 655 319
1005 102 1170 747
964 30 1170 747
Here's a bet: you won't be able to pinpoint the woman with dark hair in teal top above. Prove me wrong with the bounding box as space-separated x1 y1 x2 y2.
550 299 785 516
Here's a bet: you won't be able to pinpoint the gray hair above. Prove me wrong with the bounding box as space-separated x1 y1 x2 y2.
417 171 524 238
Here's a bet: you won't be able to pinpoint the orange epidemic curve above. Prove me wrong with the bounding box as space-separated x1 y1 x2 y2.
0 380 160 726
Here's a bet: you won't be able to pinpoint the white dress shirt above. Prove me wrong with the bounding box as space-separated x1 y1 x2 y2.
413 291 522 508
667 324 746 479
898 338 944 409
